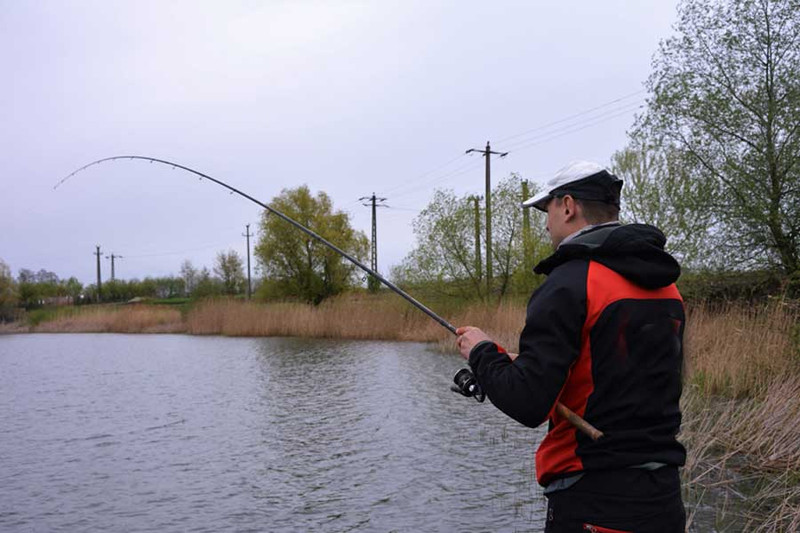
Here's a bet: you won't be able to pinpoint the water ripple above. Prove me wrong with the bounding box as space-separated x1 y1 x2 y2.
0 334 546 532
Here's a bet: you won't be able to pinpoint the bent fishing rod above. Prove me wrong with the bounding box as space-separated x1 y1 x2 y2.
57 155 603 441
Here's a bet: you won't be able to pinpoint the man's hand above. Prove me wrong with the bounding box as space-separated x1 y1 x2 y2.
455 326 492 360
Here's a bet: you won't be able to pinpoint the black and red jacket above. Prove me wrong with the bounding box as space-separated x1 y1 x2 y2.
469 223 686 487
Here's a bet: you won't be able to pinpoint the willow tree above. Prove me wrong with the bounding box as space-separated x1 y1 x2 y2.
643 0 800 272
255 186 368 304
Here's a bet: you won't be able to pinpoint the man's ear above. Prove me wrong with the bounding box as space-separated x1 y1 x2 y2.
562 195 576 221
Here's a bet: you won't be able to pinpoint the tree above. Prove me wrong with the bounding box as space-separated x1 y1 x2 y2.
393 174 548 300
255 185 368 304
180 260 198 296
642 0 800 273
392 189 482 299
0 259 18 321
61 277 83 304
611 141 719 268
214 250 245 295
193 267 223 298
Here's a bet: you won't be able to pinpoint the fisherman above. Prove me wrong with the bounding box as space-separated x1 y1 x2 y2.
456 161 686 532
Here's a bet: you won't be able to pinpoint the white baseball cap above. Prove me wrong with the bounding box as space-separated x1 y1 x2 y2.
522 161 623 211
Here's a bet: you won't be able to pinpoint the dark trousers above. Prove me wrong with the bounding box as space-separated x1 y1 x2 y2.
544 467 685 533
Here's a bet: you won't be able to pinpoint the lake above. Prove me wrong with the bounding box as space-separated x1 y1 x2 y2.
0 334 546 532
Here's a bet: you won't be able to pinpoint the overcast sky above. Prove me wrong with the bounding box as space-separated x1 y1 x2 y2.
1 1 679 285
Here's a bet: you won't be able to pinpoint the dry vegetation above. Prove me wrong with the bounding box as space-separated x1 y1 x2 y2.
7 294 799 529
31 305 184 334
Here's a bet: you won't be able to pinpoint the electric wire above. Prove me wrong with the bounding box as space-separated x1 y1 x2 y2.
504 103 644 153
496 89 645 144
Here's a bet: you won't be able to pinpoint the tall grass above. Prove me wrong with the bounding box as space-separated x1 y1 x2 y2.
184 294 527 350
680 301 800 531
685 301 800 398
31 305 183 334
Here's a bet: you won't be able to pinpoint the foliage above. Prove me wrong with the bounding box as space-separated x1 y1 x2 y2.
677 269 785 303
641 0 800 273
192 267 224 299
611 141 718 268
0 259 18 321
180 260 199 296
213 250 245 295
254 185 369 304
392 174 549 301
85 276 186 303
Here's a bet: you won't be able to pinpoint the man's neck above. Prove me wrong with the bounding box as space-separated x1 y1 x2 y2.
558 220 621 248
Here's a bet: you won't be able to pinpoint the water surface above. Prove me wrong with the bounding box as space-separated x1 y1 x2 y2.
1 334 546 532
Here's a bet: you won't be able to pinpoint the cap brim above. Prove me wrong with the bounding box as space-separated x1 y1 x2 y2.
521 190 551 211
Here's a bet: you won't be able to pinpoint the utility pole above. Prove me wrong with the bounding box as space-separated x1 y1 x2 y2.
471 196 482 287
521 179 532 273
94 245 102 303
359 193 387 292
466 141 508 296
105 253 123 281
242 224 252 299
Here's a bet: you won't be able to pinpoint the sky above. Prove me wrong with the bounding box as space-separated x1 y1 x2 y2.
1 0 680 285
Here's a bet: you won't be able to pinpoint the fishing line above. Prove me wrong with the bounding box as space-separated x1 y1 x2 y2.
57 155 603 440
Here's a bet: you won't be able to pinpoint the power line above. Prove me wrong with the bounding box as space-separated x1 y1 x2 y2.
379 153 468 197
123 241 239 259
505 104 644 153
496 89 645 144
389 158 486 200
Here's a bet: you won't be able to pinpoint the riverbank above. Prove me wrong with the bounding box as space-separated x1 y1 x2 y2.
4 296 799 529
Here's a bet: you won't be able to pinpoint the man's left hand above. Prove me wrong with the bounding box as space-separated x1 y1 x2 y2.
455 326 492 360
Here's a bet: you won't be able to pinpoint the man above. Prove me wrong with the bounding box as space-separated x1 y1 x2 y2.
456 161 686 532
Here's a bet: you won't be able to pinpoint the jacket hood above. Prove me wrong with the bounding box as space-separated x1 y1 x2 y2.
534 224 680 289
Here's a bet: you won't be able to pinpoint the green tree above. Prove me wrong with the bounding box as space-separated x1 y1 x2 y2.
392 190 481 299
193 267 223 298
642 0 800 272
255 185 368 304
0 259 18 321
393 174 548 300
16 268 60 309
61 277 83 305
611 141 718 268
214 250 245 295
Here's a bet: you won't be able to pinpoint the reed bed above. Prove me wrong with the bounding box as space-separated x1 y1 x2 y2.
32 305 184 334
184 295 527 350
685 301 800 398
186 295 445 341
679 301 800 531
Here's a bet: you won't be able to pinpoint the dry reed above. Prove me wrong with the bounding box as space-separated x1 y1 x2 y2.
186 295 445 341
680 301 800 531
685 301 800 398
32 305 184 334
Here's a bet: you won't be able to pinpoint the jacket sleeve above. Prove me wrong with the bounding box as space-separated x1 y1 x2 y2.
468 259 587 428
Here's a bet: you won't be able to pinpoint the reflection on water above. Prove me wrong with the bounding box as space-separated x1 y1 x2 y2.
0 334 545 532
